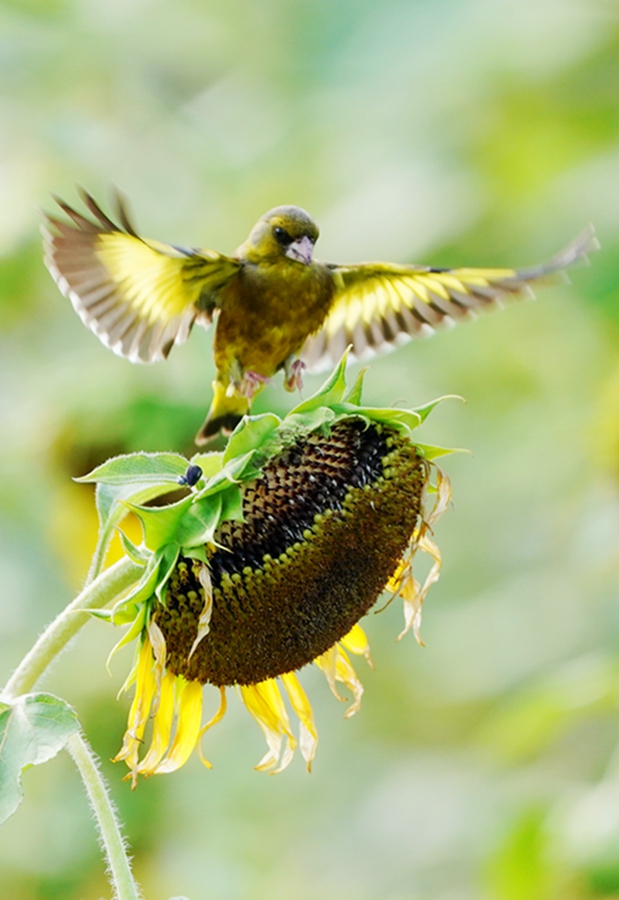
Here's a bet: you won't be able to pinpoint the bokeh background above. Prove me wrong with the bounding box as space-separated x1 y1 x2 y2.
1 0 619 897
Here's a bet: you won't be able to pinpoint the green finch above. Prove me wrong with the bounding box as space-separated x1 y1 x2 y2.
43 190 597 443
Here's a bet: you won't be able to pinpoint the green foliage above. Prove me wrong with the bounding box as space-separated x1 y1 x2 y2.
0 694 79 825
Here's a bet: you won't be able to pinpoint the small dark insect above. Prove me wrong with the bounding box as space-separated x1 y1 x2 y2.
177 464 203 487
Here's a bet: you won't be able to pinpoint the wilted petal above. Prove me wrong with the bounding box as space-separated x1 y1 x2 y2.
398 531 442 642
281 672 318 771
426 465 452 527
316 645 364 717
154 679 203 774
136 670 176 775
314 646 345 702
113 637 157 778
147 617 167 714
197 686 227 770
240 680 297 773
188 565 214 660
334 647 364 718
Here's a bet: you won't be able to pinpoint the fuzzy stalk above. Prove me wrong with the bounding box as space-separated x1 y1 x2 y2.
67 732 142 900
2 557 142 701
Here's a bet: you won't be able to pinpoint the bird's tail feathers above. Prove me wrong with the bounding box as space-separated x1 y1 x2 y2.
195 381 249 445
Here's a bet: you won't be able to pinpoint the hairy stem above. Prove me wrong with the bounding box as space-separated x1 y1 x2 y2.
2 557 142 701
67 732 142 900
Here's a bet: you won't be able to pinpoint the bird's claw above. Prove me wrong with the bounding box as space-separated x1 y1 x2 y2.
228 370 270 399
284 358 306 392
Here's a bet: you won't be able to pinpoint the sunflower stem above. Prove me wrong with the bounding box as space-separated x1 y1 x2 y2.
67 732 142 900
87 526 112 585
2 557 142 700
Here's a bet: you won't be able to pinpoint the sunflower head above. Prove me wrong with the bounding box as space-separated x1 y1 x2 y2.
81 352 454 781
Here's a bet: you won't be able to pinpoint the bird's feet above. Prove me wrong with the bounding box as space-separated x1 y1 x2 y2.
226 370 270 400
284 358 306 392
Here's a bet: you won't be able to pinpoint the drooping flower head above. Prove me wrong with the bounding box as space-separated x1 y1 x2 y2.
81 352 453 783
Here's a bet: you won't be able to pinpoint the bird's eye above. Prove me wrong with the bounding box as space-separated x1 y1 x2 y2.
273 226 292 245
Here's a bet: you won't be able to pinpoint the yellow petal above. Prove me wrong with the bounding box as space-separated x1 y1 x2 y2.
315 645 364 717
113 637 156 775
426 465 452 527
135 670 176 775
240 680 297 773
154 679 203 775
333 647 364 718
197 686 227 770
340 623 373 667
281 672 318 771
147 617 167 715
314 646 346 702
188 565 213 660
399 531 442 643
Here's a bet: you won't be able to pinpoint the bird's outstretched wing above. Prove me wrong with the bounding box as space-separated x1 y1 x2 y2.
301 225 598 371
42 190 241 363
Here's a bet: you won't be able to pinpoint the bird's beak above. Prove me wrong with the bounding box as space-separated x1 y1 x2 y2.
285 235 314 265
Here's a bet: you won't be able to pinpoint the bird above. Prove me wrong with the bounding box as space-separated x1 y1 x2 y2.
42 189 597 443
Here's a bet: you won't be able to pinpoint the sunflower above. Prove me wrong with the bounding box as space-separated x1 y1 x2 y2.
82 353 453 782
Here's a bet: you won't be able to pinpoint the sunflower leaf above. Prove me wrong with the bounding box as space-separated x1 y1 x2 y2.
289 346 351 415
342 367 368 405
219 484 244 523
123 495 193 551
281 406 336 435
75 452 189 485
154 543 181 602
106 605 149 670
110 550 162 622
223 413 281 463
194 451 257 499
95 481 183 566
117 529 151 565
416 443 466 460
177 496 223 549
0 693 79 825
189 451 224 480
412 394 464 424
334 404 422 432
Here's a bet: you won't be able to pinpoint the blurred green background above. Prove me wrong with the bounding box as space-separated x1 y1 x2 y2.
1 0 619 898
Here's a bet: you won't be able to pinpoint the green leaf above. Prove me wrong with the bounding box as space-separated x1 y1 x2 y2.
342 367 368 405
107 604 149 670
190 451 224 480
154 543 181 602
85 608 113 621
75 452 190 485
176 496 223 549
223 413 281 463
181 545 209 563
94 481 182 569
341 405 422 432
110 550 162 622
219 484 244 523
124 495 193 551
416 443 466 460
117 529 151 565
289 347 351 415
281 406 336 435
411 394 464 424
0 693 79 825
194 451 257 500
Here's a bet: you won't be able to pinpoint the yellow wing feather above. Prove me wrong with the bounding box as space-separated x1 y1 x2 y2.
42 191 240 363
301 225 598 372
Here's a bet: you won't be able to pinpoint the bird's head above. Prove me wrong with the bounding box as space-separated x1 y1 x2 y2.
236 206 319 266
